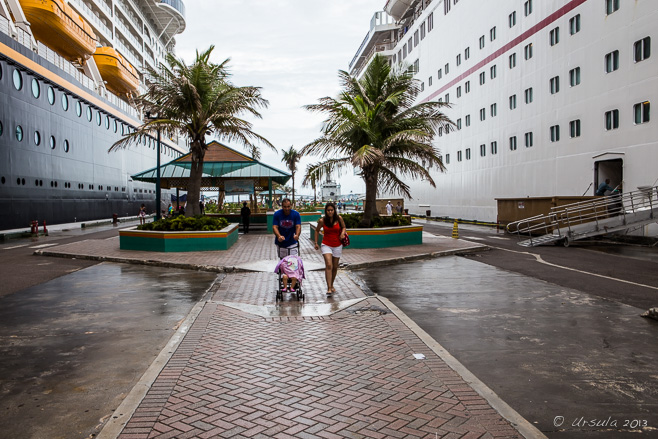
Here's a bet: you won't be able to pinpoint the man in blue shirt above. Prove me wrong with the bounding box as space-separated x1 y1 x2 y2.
595 179 614 196
273 198 302 258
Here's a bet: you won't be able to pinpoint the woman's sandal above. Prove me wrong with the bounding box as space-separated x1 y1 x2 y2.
326 290 333 296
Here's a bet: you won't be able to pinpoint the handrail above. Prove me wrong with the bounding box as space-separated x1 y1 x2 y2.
506 186 657 242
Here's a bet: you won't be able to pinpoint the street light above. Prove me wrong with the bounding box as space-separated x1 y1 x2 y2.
146 112 161 221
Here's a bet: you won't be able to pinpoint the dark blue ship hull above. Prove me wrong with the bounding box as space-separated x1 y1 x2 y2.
0 32 181 230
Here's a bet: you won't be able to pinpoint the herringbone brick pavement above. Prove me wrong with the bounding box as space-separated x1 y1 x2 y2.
118 297 522 439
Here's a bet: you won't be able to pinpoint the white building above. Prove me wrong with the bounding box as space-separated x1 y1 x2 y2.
350 0 657 231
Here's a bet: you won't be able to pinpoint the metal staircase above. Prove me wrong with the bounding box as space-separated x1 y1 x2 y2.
506 186 658 247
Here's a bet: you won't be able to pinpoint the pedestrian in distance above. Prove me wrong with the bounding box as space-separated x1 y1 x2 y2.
138 204 146 225
314 202 346 296
199 200 205 215
386 200 393 216
240 201 251 234
395 201 403 214
273 198 302 258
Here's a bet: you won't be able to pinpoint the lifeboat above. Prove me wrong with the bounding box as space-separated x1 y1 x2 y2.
19 0 97 63
92 46 140 96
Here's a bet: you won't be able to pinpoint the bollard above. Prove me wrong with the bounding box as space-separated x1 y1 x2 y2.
31 220 38 234
452 220 459 239
43 220 48 235
112 213 118 225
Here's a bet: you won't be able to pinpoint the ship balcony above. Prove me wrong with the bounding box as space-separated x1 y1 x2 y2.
349 11 396 71
115 19 143 53
160 0 185 20
69 0 112 41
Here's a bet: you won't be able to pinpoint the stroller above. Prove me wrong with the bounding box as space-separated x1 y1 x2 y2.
274 243 305 301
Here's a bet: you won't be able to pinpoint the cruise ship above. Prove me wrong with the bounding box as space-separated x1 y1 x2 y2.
0 0 188 230
349 0 657 233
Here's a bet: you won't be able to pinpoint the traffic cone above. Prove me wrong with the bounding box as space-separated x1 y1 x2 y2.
451 220 459 239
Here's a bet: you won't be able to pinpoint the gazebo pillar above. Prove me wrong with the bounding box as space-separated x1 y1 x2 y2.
268 178 273 210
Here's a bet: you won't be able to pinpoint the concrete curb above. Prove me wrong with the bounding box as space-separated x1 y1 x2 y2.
341 244 489 270
33 250 251 273
376 295 548 439
95 276 223 439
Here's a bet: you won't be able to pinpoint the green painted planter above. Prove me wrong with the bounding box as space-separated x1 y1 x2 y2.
309 223 423 249
119 224 239 252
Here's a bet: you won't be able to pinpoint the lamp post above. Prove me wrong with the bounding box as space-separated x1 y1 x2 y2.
146 112 161 221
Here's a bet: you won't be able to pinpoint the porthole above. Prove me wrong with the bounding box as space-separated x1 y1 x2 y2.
86 106 92 122
63 139 69 152
113 119 118 133
61 94 69 111
96 111 101 126
40 180 43 186
50 136 56 149
31 78 40 98
0 120 3 136
21 178 25 185
15 125 23 142
12 69 22 90
76 101 82 117
0 65 3 80
47 86 55 105
16 178 20 185
1 177 4 184
35 180 39 186
105 115 110 129
34 131 40 145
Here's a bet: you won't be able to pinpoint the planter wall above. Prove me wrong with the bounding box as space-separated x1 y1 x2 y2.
119 224 239 252
309 223 422 249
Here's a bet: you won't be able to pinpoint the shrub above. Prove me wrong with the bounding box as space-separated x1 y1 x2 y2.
138 215 229 231
339 213 410 229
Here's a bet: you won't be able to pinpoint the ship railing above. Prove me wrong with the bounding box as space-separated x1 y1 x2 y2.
69 0 112 39
506 186 658 245
115 19 143 53
114 39 142 71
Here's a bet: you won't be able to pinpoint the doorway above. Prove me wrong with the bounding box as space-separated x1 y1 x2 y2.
594 158 623 194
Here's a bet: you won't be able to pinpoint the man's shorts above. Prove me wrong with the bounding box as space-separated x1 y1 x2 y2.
277 243 299 259
321 243 342 258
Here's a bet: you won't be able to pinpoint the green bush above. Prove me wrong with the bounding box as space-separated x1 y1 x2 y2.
338 213 411 229
138 215 229 231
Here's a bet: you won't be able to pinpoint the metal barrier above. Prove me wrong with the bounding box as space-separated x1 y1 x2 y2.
506 186 657 247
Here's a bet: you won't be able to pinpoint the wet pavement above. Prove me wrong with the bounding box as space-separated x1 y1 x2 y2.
0 263 217 439
355 257 658 438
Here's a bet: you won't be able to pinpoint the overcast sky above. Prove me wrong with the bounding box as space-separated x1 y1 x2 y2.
175 0 382 197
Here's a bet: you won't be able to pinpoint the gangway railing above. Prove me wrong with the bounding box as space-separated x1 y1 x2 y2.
506 186 657 247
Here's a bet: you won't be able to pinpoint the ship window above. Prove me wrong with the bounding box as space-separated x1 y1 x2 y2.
96 111 102 126
47 86 55 105
634 101 650 124
0 121 3 136
114 120 118 133
86 106 92 122
1 177 5 184
64 140 70 153
76 101 82 117
61 94 69 111
50 136 56 149
34 131 40 145
15 125 23 142
105 115 110 129
31 78 40 98
12 69 22 90
0 64 2 80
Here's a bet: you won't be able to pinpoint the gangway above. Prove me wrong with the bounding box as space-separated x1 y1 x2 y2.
506 186 658 247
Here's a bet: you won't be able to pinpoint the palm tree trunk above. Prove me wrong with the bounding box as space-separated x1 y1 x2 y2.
291 173 295 208
360 172 378 227
186 143 205 217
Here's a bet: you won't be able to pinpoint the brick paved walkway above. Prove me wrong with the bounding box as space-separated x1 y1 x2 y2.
117 298 522 439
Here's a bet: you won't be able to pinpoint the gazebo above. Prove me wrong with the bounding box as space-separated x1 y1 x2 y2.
131 140 291 210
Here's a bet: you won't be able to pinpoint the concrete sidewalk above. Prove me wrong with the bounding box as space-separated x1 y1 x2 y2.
37 230 545 438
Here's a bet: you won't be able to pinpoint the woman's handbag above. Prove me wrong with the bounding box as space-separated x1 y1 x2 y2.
341 231 350 247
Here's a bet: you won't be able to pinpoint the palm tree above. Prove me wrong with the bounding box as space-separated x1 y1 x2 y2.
110 46 274 216
301 54 454 227
281 145 301 206
302 163 320 205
